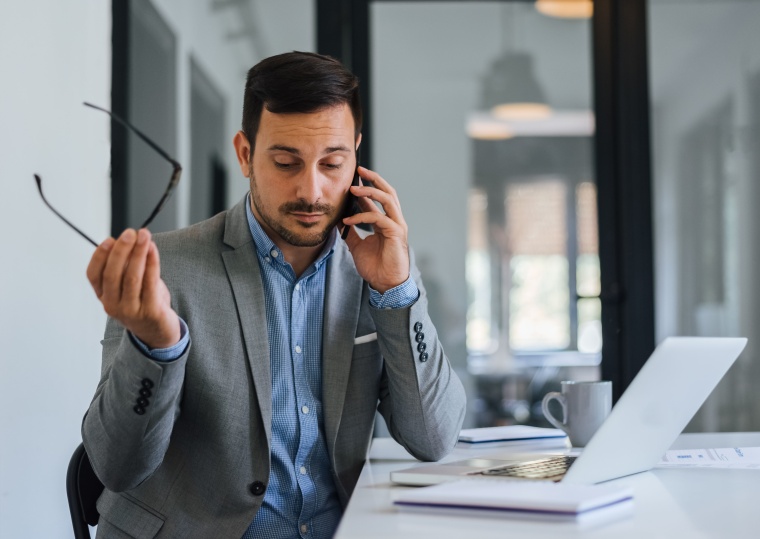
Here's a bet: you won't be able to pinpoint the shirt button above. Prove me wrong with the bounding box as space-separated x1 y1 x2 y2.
302 405 309 414
300 524 308 534
295 345 302 354
295 283 300 291
270 249 279 258
300 466 307 475
264 257 271 263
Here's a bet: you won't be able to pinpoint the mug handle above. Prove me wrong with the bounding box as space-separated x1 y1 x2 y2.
541 392 568 433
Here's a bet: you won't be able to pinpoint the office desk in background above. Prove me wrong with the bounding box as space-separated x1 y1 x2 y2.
335 433 760 538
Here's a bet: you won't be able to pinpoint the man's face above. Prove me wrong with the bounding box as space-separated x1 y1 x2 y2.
239 104 360 249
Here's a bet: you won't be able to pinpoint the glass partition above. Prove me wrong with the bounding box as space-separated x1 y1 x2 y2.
649 0 760 431
372 1 599 427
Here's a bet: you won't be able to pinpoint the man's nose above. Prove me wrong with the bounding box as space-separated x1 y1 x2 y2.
296 165 324 203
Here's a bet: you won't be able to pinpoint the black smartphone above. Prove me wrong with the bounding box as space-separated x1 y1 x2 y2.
341 150 362 240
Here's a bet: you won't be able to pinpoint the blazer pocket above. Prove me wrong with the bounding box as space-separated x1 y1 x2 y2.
96 490 165 538
353 332 377 345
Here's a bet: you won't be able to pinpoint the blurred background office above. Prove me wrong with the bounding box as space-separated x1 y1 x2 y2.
2 0 759 536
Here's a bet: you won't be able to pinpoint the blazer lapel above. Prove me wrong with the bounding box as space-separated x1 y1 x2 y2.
221 198 272 448
322 240 364 454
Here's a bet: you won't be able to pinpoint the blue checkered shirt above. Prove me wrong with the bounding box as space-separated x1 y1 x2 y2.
134 197 418 538
242 200 342 539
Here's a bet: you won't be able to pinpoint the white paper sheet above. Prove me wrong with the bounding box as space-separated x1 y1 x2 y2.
657 447 760 469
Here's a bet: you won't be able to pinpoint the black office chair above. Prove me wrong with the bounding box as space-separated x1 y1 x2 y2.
66 443 104 539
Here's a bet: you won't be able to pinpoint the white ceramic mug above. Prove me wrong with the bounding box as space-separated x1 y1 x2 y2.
541 381 612 447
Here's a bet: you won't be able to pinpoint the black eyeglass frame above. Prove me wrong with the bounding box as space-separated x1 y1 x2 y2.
34 102 182 247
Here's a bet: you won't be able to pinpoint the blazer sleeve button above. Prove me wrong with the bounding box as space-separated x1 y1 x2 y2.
414 322 423 332
141 378 154 389
250 481 267 496
419 352 429 362
136 397 149 407
133 405 146 415
415 332 425 343
139 388 152 398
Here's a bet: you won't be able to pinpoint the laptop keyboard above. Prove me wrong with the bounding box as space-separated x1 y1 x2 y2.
474 456 577 482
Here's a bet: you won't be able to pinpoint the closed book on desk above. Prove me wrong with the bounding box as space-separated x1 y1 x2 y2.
393 480 633 521
457 426 567 449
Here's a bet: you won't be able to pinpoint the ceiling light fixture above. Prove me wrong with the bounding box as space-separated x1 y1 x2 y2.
481 52 552 121
466 117 515 140
535 0 593 19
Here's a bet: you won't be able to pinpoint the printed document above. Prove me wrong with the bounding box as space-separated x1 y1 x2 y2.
658 447 760 469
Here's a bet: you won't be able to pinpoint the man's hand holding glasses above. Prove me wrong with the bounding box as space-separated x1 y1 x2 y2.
34 103 183 349
86 228 180 349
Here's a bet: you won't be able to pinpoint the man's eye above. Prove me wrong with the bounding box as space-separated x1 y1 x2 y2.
274 162 296 169
323 163 342 170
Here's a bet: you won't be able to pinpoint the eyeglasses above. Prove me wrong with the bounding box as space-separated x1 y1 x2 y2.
34 102 182 247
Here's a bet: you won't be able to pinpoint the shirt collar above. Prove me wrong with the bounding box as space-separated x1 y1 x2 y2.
245 193 337 271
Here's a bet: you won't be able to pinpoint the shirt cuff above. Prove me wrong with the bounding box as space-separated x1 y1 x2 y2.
369 275 419 309
129 318 190 362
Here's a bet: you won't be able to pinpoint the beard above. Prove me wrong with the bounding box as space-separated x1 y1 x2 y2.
249 171 342 248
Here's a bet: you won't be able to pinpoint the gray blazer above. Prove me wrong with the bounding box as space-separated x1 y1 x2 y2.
82 197 466 538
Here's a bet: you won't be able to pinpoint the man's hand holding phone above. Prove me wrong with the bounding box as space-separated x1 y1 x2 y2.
341 166 410 294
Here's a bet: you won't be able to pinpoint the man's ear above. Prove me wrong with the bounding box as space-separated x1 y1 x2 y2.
233 131 252 177
355 133 362 152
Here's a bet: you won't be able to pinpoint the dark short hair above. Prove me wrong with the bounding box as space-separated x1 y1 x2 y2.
242 51 362 152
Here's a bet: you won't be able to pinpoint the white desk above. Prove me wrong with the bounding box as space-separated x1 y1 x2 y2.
335 433 760 538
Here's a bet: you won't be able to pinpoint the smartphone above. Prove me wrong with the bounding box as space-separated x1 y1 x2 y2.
341 150 362 240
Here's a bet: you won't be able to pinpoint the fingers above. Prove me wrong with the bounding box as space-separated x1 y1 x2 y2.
100 229 138 306
345 210 403 238
357 166 395 195
120 229 152 313
341 167 411 291
142 240 162 304
85 229 178 348
91 228 156 316
354 192 383 214
87 237 115 297
348 166 406 226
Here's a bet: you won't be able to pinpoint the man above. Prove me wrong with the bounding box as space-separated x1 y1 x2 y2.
82 51 466 538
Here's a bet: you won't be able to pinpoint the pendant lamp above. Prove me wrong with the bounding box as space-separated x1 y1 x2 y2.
535 0 593 19
481 51 551 121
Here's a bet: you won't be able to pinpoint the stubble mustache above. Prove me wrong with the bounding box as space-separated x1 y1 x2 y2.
280 200 334 215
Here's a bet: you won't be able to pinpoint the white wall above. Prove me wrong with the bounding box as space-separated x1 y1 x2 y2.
150 0 315 224
0 1 313 536
0 1 111 537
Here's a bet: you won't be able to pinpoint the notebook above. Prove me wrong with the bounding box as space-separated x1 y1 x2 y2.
458 425 567 444
391 337 747 486
393 479 634 522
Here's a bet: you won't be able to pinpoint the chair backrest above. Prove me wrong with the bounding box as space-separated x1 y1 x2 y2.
66 443 104 539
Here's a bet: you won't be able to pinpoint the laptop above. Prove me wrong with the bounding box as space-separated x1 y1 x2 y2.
391 337 747 486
